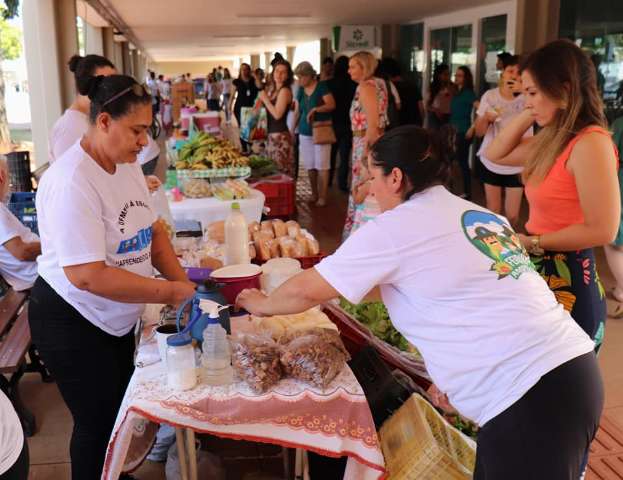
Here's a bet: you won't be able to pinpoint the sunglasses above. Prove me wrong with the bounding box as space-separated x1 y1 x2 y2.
101 83 149 107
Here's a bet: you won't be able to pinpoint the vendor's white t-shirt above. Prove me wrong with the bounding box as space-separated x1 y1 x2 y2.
476 88 532 175
0 390 23 475
36 141 157 336
0 203 38 291
316 186 594 425
49 109 90 163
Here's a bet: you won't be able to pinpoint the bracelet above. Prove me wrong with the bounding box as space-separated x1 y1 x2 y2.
529 235 544 256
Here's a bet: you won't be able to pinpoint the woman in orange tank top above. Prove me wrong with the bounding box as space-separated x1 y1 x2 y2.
485 40 620 354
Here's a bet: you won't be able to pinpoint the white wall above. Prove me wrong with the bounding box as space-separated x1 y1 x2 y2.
85 23 104 56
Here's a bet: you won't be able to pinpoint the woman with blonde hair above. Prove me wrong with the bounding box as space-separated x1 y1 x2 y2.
342 51 388 238
486 39 620 353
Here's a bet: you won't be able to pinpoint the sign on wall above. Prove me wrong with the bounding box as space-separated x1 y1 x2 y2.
333 25 378 52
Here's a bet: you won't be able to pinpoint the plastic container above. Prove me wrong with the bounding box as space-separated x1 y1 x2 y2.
249 175 295 218
166 333 197 391
200 300 233 386
379 394 476 480
224 202 250 265
7 192 37 234
209 264 262 306
260 258 302 294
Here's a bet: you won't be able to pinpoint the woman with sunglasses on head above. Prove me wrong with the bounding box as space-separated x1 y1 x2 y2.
28 75 196 480
49 55 161 192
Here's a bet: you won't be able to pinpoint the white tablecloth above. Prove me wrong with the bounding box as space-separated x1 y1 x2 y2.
102 307 386 480
169 189 265 229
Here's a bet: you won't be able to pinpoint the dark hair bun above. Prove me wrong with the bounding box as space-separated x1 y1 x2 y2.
68 55 83 73
85 75 106 100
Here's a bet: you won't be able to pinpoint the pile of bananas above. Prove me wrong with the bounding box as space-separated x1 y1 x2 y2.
175 132 249 170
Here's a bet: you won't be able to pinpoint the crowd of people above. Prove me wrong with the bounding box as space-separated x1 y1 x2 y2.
0 37 622 480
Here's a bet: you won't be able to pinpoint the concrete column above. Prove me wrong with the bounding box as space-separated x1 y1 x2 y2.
286 46 296 64
85 23 104 56
515 0 560 54
103 27 123 68
250 54 260 70
264 51 272 70
122 42 131 76
54 0 79 110
320 38 332 63
136 53 147 84
131 49 140 80
381 25 400 60
22 0 64 166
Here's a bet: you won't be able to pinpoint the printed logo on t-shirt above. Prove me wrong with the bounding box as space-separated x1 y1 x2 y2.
115 200 153 267
461 210 534 279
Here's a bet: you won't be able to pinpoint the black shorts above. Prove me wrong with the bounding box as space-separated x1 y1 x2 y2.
478 158 523 188
474 352 603 480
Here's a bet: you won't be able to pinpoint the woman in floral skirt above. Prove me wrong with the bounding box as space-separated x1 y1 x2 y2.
342 51 388 239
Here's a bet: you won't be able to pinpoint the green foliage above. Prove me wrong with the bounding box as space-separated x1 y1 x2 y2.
0 17 21 60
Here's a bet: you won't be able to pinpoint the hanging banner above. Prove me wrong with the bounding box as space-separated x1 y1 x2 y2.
333 25 378 52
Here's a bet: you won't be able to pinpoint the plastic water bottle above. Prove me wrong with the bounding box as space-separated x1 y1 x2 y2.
225 202 249 265
199 299 234 386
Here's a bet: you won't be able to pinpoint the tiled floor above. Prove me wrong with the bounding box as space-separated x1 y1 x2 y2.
19 171 623 479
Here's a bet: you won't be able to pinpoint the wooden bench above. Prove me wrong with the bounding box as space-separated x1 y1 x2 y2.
0 288 52 437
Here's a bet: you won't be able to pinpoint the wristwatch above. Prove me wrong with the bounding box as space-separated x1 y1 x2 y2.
529 235 544 256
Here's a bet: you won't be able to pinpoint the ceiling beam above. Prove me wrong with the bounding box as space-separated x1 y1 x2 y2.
84 0 154 62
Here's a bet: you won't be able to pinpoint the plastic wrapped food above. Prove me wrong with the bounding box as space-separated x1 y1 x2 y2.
207 221 225 243
230 333 282 393
280 328 350 389
183 179 212 198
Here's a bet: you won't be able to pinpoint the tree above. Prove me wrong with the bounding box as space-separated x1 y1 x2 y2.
0 0 20 153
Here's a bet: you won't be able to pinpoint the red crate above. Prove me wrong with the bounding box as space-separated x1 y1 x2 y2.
250 175 295 218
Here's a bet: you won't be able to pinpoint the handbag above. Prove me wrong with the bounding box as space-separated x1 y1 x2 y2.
304 91 336 145
312 118 337 145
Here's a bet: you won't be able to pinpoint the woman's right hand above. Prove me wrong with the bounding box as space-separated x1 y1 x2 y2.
484 110 499 123
167 281 196 306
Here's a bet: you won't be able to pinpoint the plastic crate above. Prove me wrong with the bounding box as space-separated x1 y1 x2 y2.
8 192 37 234
379 394 476 480
250 175 295 218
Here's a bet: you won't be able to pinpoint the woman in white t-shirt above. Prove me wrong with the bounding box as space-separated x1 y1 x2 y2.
474 56 532 228
237 125 603 480
0 389 28 479
29 75 196 480
49 55 116 163
0 158 39 291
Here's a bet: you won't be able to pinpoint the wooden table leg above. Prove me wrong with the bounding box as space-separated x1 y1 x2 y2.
295 448 304 480
175 427 190 480
185 428 198 480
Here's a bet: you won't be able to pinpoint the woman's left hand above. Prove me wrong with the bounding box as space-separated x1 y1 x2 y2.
235 288 268 316
306 108 316 124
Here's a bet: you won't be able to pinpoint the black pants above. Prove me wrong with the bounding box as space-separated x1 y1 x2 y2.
0 438 28 480
455 134 472 198
207 99 220 111
28 277 135 480
474 352 603 480
330 131 352 191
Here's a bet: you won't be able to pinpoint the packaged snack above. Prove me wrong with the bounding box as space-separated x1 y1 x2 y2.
183 178 212 198
278 237 297 258
306 237 320 256
199 256 223 270
280 328 350 389
230 333 283 393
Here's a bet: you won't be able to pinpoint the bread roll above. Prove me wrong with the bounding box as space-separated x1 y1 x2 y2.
285 220 301 238
199 256 223 270
279 237 297 258
292 239 306 258
207 221 225 243
272 219 287 238
261 220 273 232
295 236 310 256
268 239 280 258
249 244 257 260
255 237 271 262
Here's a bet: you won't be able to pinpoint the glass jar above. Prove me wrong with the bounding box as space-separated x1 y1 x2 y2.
166 333 197 391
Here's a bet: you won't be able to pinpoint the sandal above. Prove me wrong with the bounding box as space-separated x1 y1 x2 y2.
607 301 623 319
